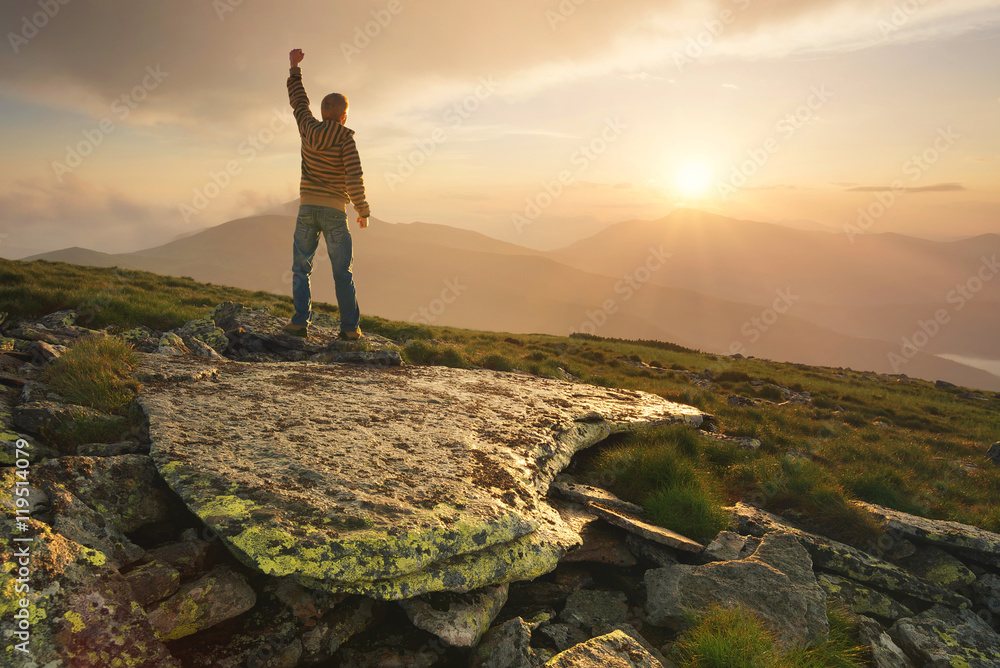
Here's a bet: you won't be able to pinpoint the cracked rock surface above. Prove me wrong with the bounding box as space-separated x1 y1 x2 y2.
138 353 708 600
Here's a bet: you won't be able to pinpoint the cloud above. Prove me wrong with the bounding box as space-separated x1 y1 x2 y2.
2 0 996 133
0 175 197 253
846 183 966 193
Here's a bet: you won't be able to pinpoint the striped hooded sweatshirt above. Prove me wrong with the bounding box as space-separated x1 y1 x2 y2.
287 66 370 218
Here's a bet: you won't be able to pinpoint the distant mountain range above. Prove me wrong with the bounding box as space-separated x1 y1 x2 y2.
23 207 1000 391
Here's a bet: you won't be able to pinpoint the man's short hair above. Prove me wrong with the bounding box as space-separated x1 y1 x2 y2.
322 93 348 120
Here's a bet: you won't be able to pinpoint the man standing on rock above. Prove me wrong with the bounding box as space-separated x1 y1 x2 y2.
283 48 369 340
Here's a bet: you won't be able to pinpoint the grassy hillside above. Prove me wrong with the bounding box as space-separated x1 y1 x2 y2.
3 257 999 547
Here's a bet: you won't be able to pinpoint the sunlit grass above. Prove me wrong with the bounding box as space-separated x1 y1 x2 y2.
672 604 867 668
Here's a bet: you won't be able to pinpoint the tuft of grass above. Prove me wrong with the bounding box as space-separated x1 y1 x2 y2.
673 605 780 668
42 336 141 414
592 425 729 543
673 604 867 668
478 353 516 372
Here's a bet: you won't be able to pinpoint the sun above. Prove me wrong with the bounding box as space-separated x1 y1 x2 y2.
673 161 714 199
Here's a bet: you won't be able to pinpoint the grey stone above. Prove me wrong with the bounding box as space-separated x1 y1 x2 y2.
537 623 590 651
545 630 661 668
139 353 709 599
561 521 637 567
125 559 181 607
645 532 829 650
45 482 146 568
399 583 509 647
299 596 379 663
143 538 218 580
34 455 177 533
146 565 257 642
183 335 225 360
890 604 1000 667
549 476 646 515
703 530 753 561
897 545 977 590
858 501 1000 567
987 442 1000 466
856 615 916 668
0 517 179 667
589 503 704 553
625 533 681 568
561 589 630 631
591 622 669 667
729 502 973 609
471 617 542 668
818 573 913 621
176 316 229 354
157 331 190 356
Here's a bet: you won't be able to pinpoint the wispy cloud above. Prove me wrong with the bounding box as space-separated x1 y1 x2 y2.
846 183 966 193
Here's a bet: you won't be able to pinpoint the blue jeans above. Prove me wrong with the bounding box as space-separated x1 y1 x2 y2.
291 205 360 330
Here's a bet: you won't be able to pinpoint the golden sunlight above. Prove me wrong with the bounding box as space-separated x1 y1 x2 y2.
673 160 714 199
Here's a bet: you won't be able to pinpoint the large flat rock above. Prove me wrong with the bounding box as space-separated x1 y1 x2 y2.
138 354 708 600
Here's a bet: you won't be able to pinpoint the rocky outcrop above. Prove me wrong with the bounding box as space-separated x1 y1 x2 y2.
645 531 829 649
4 304 1000 666
138 352 708 600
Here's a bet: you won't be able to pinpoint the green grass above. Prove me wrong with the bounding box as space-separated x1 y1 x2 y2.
672 605 867 668
5 257 1000 543
42 336 141 414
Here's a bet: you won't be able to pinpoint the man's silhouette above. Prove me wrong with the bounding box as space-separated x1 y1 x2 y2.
284 48 369 339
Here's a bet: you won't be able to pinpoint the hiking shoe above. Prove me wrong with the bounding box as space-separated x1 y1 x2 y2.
281 322 308 338
338 329 363 341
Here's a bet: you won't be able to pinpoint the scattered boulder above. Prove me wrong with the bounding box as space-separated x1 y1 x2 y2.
987 442 1000 466
645 532 829 650
400 584 509 647
857 501 1000 567
176 316 229 354
560 589 630 631
730 502 973 609
818 573 913 621
549 476 646 516
157 332 190 356
470 616 543 668
855 615 916 668
897 545 977 591
125 559 182 607
588 503 704 554
299 596 380 663
890 604 1000 667
544 629 661 668
703 531 758 562
146 565 257 642
0 517 179 667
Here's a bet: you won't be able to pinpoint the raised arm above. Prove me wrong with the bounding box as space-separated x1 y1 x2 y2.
287 49 316 135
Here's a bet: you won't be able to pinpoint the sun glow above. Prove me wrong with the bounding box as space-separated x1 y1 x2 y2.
673 161 714 199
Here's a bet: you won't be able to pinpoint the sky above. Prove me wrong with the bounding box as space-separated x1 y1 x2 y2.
1 0 998 255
